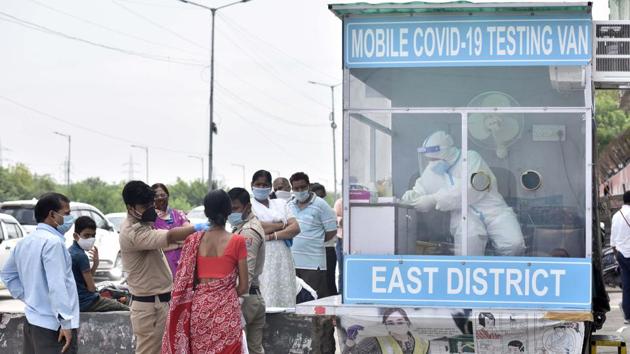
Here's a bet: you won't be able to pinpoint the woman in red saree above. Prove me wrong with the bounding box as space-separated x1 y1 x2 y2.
162 190 249 354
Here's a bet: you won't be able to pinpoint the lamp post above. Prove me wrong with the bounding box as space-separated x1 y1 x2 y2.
131 145 149 182
188 155 205 182
308 81 341 199
232 163 246 188
177 0 251 190
54 132 71 188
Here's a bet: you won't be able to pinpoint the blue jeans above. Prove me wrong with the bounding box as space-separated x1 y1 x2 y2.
336 238 344 295
617 251 630 320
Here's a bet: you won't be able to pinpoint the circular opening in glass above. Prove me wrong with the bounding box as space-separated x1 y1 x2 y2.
471 171 491 192
521 170 542 191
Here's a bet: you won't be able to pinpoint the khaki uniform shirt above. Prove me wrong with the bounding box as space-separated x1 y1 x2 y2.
234 214 265 288
119 216 173 296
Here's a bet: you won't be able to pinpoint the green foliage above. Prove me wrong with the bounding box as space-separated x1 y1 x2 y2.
596 90 630 153
0 164 56 202
0 164 226 215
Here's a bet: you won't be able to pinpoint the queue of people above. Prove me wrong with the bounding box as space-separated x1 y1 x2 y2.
0 170 343 354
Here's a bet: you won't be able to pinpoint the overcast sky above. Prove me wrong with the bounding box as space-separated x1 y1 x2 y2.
0 0 609 192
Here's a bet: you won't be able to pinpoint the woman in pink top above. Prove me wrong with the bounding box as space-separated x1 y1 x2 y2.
151 183 191 277
162 190 248 354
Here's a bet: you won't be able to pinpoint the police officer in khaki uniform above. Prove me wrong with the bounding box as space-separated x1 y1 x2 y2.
228 187 266 354
120 181 209 354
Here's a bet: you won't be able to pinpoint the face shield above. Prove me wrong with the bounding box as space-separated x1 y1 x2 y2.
417 144 443 175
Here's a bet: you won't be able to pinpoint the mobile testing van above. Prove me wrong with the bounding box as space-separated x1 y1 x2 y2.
296 2 613 353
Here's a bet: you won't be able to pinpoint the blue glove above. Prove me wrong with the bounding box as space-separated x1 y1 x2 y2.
194 222 209 232
346 324 364 341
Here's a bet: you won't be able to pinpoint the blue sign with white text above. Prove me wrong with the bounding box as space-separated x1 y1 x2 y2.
343 256 591 310
344 16 591 68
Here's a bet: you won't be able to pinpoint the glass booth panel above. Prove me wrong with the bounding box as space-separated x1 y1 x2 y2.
348 66 586 110
466 112 586 258
348 112 463 256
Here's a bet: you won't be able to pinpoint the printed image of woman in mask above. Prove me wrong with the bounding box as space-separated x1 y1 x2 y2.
401 131 524 256
343 308 429 354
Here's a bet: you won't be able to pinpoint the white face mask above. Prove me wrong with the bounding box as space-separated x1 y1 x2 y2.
275 190 292 201
77 237 96 251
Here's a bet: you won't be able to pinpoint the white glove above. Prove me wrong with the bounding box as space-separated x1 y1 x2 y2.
401 190 421 203
414 194 437 212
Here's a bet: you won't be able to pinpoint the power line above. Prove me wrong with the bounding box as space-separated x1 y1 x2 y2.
26 0 207 57
0 94 205 157
0 11 207 67
216 22 331 109
215 81 326 128
111 0 208 51
220 14 339 81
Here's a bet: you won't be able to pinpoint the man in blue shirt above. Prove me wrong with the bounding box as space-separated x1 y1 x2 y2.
288 172 338 299
288 172 337 354
1 193 80 354
69 216 129 312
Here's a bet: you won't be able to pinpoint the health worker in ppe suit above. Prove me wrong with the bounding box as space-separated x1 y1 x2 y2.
401 131 524 256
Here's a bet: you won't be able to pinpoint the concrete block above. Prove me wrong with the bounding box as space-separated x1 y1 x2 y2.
0 311 322 353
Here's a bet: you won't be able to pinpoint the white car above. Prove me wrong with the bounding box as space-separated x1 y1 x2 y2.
0 200 122 279
187 206 206 225
0 213 26 288
105 212 127 233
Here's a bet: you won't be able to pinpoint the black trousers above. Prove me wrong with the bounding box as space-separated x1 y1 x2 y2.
23 322 78 354
325 246 338 296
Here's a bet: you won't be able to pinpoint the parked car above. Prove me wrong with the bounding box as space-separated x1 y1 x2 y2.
0 200 122 279
105 212 127 233
187 205 206 225
0 213 27 288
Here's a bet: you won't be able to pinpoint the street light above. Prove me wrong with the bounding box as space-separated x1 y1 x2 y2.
177 0 252 190
188 155 205 182
232 163 246 188
131 145 149 182
54 132 71 188
308 80 341 199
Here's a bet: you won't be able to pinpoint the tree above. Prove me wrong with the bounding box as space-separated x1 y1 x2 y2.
596 90 630 153
0 164 56 202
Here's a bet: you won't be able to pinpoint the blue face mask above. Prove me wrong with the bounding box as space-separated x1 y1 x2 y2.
228 212 244 227
54 212 75 235
431 160 450 175
293 190 310 203
252 187 271 201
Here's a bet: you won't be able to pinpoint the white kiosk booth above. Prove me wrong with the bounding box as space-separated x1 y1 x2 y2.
297 2 610 354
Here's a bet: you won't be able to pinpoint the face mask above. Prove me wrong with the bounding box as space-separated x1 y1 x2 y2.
54 212 75 235
155 197 168 211
228 212 244 227
132 207 158 223
431 160 450 175
275 190 292 201
293 190 310 203
386 323 409 337
77 237 96 251
252 187 271 201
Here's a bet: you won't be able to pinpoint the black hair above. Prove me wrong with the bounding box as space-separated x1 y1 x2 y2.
203 190 231 227
251 170 272 185
381 308 411 326
122 180 155 206
151 183 170 196
35 193 70 223
507 340 524 351
228 187 251 206
75 216 97 234
624 191 630 204
290 172 310 185
478 312 495 327
310 183 326 197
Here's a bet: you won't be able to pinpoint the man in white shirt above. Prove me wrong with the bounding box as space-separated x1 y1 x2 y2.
611 191 630 324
